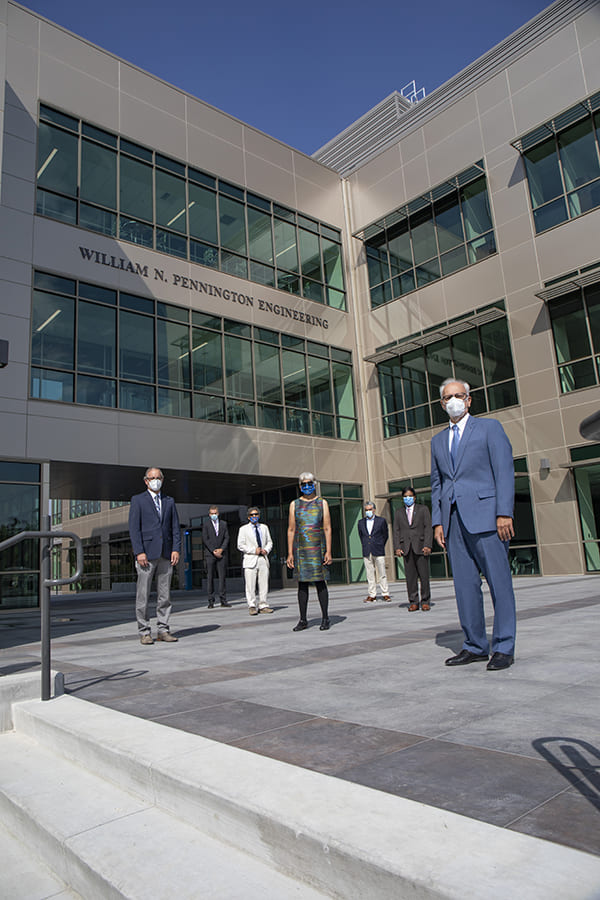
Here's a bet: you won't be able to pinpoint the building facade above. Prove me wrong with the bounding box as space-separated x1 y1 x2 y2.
1 0 600 606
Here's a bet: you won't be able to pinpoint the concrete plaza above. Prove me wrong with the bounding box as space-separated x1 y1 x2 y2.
1 574 599 862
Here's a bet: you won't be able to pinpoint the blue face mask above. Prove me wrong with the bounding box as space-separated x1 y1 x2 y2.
249 515 259 523
300 483 315 495
403 496 415 507
365 510 374 519
210 513 218 521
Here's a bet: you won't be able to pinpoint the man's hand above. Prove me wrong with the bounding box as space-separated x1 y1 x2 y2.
213 548 223 558
497 516 514 542
136 553 149 568
434 525 445 549
395 548 403 557
171 551 180 566
423 547 431 556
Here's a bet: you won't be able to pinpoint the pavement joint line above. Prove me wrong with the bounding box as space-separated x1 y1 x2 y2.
502 782 585 829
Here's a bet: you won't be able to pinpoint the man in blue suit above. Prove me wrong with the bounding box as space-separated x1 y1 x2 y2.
128 467 181 644
357 501 391 602
430 379 516 671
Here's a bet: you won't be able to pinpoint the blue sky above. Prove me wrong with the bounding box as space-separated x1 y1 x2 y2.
20 0 551 154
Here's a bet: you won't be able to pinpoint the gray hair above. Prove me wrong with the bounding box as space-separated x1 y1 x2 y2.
364 500 376 510
439 377 470 399
298 471 315 483
144 467 164 479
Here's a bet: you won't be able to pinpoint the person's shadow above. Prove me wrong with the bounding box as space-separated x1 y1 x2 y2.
175 624 220 637
435 628 463 654
533 737 600 812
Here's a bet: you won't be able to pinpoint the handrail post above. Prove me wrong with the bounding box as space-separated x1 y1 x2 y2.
40 514 52 701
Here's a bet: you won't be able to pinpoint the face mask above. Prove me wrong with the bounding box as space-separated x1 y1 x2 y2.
147 479 162 492
300 483 315 495
403 496 415 507
365 510 374 519
445 397 467 419
210 513 218 521
249 515 259 524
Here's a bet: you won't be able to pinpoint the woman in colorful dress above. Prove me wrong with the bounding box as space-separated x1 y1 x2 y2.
286 471 332 631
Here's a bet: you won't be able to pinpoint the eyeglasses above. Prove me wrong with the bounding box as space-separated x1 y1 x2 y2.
442 392 468 401
301 482 314 486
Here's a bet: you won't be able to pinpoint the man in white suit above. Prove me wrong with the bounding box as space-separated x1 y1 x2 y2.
237 507 274 615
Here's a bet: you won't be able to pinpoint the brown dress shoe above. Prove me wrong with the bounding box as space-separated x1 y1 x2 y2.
381 595 392 602
421 602 431 611
157 631 178 642
140 634 154 644
408 603 419 611
363 597 375 603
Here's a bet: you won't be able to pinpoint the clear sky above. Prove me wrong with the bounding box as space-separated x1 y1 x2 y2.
19 0 552 155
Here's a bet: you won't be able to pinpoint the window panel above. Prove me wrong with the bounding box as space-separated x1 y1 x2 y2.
219 196 247 254
434 192 464 252
274 219 298 272
532 197 568 232
79 204 117 236
387 221 412 274
188 184 218 243
332 363 355 418
221 251 248 279
190 241 218 268
440 245 467 276
282 350 308 408
119 310 154 383
452 328 483 388
81 140 116 208
524 139 564 208
156 170 187 233
247 207 273 263
549 292 591 363
119 381 155 412
303 279 324 303
76 374 116 407
487 380 518 411
410 207 437 265
559 359 596 392
156 229 187 259
158 387 191 417
31 368 73 402
120 156 153 221
401 350 428 406
308 355 333 413
193 393 225 422
378 357 403 417
224 335 253 399
227 399 255 426
322 240 344 289
36 189 77 224
558 119 600 192
286 408 310 433
479 319 515 384
312 412 335 437
257 404 284 430
461 177 493 239
157 320 191 388
36 123 78 196
426 339 453 400
250 261 275 286
299 229 322 281
586 284 600 353
255 342 282 404
191 328 223 393
567 180 600 217
77 301 116 376
31 291 75 369
119 218 153 247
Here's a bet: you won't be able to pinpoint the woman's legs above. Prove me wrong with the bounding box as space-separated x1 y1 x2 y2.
293 581 309 630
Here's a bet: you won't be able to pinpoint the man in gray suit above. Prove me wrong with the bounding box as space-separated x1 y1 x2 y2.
202 505 231 608
393 488 432 611
128 467 181 644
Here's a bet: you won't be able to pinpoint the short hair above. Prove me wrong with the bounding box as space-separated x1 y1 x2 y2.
248 506 260 516
298 471 315 483
144 467 163 479
364 500 376 510
209 504 219 513
402 487 416 497
439 377 470 399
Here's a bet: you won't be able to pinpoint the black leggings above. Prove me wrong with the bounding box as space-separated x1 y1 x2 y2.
298 580 329 620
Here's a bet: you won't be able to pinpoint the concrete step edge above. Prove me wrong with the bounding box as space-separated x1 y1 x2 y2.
11 693 600 900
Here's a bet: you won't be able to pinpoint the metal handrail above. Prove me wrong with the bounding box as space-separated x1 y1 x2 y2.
0 528 84 700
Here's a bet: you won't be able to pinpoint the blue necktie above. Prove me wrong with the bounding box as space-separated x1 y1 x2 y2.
254 524 262 548
154 494 161 517
450 424 459 469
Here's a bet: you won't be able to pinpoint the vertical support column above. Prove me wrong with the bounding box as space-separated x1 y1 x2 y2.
39 462 51 701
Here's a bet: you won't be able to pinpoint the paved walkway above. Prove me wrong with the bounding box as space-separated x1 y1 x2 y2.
1 576 599 859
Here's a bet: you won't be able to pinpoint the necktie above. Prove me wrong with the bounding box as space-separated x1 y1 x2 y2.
254 524 262 548
407 507 413 525
153 494 161 518
450 424 460 469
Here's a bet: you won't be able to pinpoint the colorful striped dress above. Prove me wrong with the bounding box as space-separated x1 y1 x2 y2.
294 497 328 581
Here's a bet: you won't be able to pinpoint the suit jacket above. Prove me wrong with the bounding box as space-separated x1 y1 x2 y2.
128 490 181 560
430 415 514 535
393 504 432 555
357 515 389 557
202 518 230 557
237 522 273 568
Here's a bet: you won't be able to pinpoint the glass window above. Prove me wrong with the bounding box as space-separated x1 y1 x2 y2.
157 320 190 388
401 350 428 407
286 408 309 433
257 404 284 430
434 192 463 252
461 177 493 239
193 393 225 422
549 292 591 363
80 140 116 208
255 342 282 404
388 221 412 274
247 207 273 263
303 279 324 303
120 156 153 221
31 291 75 369
158 387 191 417
250 261 275 286
452 328 483 388
299 229 322 281
79 204 117 237
219 196 246 254
274 219 298 273
410 208 437 265
312 412 335 436
156 229 187 259
308 355 333 413
36 123 78 196
322 240 344 289
192 328 223 393
36 189 77 224
332 363 355 418
188 184 217 243
220 251 248 279
76 374 116 407
31 368 73 402
524 139 564 208
479 319 514 384
190 241 218 268
558 119 600 192
119 310 154 383
119 381 155 412
77 301 116 376
119 218 153 247
224 335 253 399
0 482 40 573
227 399 255 426
574 462 600 572
155 170 187 233
282 349 308 408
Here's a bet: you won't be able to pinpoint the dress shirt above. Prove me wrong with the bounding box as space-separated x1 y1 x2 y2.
366 518 374 534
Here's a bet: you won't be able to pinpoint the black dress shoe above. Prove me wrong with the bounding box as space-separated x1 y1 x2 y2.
293 620 308 631
319 617 330 631
487 652 514 671
445 649 489 667
207 602 214 609
220 601 232 608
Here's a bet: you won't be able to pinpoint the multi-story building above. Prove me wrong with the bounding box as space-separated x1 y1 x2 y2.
2 0 600 607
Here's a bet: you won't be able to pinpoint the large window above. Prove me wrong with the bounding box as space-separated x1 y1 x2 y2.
36 105 346 311
548 282 600 393
30 271 358 441
516 91 600 233
0 462 41 608
376 305 517 438
571 444 600 572
358 162 496 309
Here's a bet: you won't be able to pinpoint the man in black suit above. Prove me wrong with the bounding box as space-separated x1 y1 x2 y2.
393 487 433 611
357 501 391 602
128 467 181 644
202 505 231 608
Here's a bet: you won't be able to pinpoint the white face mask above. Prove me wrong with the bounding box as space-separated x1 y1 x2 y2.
147 478 162 492
445 397 467 419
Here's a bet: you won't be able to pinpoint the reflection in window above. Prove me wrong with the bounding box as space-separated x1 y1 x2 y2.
549 284 600 392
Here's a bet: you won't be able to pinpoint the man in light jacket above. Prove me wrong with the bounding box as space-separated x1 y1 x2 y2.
237 507 274 615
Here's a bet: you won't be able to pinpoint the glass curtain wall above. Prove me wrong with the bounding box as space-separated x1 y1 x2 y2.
571 445 600 571
30 272 358 440
0 462 41 608
36 105 346 310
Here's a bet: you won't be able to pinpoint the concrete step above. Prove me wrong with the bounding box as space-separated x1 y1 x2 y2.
6 692 600 900
0 819 82 900
0 730 329 900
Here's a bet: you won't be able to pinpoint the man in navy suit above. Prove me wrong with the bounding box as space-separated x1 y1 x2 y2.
202 505 231 608
128 467 181 644
431 378 516 671
357 501 391 602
